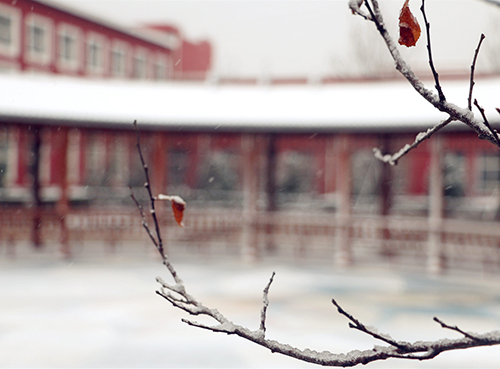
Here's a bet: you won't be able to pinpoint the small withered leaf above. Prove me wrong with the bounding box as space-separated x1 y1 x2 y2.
398 0 421 47
171 198 186 227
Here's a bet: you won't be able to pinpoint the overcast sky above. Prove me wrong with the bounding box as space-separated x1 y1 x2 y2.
48 0 500 78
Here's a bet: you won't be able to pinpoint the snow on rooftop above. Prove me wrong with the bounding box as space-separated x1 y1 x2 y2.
1 73 499 133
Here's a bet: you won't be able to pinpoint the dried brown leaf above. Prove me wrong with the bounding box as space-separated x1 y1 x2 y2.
171 197 186 227
398 0 421 47
158 194 186 227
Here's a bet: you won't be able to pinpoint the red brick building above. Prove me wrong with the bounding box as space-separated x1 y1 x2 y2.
1 73 500 273
1 0 500 274
0 0 211 79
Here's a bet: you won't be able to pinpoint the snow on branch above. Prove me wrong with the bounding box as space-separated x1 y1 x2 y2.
131 121 500 366
358 0 500 161
374 116 454 166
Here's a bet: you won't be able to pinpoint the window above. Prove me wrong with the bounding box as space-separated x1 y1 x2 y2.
25 14 52 64
86 33 106 74
198 151 239 192
169 149 189 187
106 136 128 186
0 14 11 46
57 24 80 71
111 42 128 77
351 149 381 197
277 151 315 194
153 54 168 80
444 152 465 197
477 153 500 193
133 49 147 79
0 4 20 57
85 133 106 186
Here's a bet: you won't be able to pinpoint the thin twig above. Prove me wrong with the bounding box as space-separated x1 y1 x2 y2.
374 116 454 165
259 272 276 336
364 1 384 33
433 317 480 341
132 121 183 285
132 109 500 365
332 299 409 350
130 189 159 249
132 120 165 258
349 0 372 20
420 0 445 102
474 99 500 146
468 34 486 111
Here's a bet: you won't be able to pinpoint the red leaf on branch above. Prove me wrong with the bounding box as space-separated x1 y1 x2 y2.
170 196 186 227
398 0 421 47
158 194 186 227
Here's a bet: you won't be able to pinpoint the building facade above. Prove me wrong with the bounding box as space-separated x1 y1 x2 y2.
1 74 500 274
0 0 211 80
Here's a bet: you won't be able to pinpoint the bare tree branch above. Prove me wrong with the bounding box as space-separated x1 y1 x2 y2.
131 120 182 285
433 317 482 341
374 116 454 166
359 0 500 163
479 0 500 8
420 0 446 102
130 1 500 365
131 119 500 367
259 271 276 336
474 99 500 145
468 34 486 110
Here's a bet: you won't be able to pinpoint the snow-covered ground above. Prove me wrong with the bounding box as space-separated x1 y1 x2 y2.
2 244 500 368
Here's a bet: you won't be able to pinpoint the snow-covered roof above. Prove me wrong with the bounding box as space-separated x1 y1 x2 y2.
1 73 499 133
37 0 176 50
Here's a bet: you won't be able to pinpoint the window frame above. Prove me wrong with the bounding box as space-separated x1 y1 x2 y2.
110 40 128 78
0 3 20 58
85 32 107 75
57 23 81 72
153 53 168 80
476 153 500 194
25 13 53 65
133 48 148 79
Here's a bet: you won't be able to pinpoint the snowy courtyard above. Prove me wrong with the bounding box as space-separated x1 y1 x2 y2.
2 244 500 368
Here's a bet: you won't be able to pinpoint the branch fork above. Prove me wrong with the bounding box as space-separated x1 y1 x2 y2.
359 1 500 163
130 3 500 361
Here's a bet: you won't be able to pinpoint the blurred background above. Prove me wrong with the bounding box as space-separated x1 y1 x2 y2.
1 0 500 367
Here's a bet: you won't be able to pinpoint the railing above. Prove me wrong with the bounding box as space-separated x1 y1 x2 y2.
1 207 500 273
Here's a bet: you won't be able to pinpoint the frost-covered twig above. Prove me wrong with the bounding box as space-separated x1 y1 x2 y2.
332 298 409 350
259 272 276 336
433 317 482 341
359 0 500 161
374 116 454 166
131 119 500 365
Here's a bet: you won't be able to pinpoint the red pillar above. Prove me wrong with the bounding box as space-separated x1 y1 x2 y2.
31 126 43 249
53 127 70 257
379 135 394 260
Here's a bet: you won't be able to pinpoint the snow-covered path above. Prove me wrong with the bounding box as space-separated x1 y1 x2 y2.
2 252 500 368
